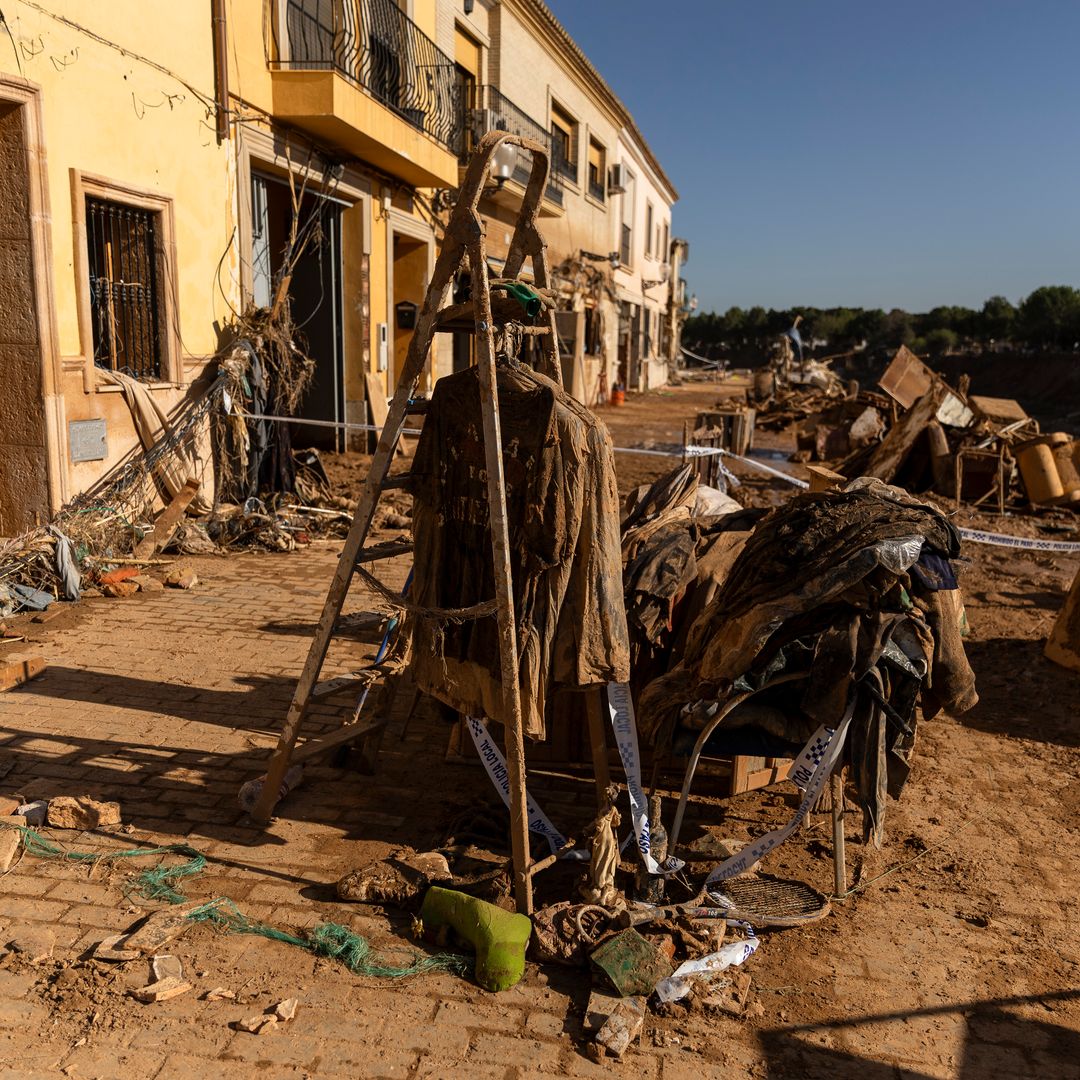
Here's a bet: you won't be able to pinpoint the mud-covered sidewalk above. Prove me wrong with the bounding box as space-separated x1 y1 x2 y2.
0 384 1076 1078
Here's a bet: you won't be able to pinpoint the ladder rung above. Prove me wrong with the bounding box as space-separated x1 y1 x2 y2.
405 398 431 414
292 719 388 763
356 540 413 563
433 295 551 333
381 475 414 491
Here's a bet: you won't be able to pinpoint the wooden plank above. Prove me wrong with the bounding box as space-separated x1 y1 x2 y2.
865 381 946 483
311 673 367 699
0 657 45 692
291 720 387 764
472 236 533 915
878 345 932 408
356 540 413 563
133 477 200 559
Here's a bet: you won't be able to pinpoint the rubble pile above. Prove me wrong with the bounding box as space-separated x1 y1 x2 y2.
752 345 1080 515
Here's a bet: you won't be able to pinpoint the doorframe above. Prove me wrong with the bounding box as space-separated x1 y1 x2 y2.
386 207 435 389
0 74 67 512
235 124 372 308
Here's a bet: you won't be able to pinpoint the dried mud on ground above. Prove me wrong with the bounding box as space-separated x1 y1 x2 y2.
0 382 1077 1078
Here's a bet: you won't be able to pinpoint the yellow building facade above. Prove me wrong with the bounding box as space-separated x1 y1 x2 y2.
0 0 679 534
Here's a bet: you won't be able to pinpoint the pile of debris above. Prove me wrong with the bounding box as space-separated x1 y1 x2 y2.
755 345 1080 514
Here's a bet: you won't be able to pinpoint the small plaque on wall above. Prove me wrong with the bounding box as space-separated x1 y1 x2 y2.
69 419 107 462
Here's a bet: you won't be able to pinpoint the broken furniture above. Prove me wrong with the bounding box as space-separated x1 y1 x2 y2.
248 132 623 915
685 408 755 487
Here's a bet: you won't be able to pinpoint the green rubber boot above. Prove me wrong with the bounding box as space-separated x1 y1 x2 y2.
419 886 532 992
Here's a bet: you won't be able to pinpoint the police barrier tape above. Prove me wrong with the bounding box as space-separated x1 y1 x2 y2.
704 701 855 889
464 716 568 855
606 682 685 876
243 414 1080 552
956 528 1080 554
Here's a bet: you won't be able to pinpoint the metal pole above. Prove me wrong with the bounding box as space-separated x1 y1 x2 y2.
831 771 846 897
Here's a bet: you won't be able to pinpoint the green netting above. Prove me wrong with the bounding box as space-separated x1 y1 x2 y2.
4 823 206 903
185 898 470 979
3 824 469 980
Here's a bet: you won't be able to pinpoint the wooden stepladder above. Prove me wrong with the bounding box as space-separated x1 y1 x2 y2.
250 132 569 915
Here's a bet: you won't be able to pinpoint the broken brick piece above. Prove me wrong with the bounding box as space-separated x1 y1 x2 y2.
47 796 121 830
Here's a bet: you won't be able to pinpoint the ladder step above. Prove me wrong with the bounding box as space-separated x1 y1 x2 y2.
292 719 388 763
381 475 414 491
433 295 553 334
405 398 431 415
356 540 413 563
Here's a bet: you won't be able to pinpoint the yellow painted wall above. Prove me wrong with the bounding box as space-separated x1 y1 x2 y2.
0 0 238 512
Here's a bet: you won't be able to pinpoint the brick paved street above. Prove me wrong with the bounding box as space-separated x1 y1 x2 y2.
0 535 1077 1078
0 543 744 1078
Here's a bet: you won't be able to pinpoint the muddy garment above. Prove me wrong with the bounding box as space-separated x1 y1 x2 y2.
410 361 628 739
637 479 976 841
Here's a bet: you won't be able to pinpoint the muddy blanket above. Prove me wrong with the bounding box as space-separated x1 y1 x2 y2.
639 478 978 843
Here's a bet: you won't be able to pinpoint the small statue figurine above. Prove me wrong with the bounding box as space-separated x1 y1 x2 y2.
580 784 623 908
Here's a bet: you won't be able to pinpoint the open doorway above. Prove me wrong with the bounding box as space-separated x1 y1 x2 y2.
251 172 345 450
391 232 428 387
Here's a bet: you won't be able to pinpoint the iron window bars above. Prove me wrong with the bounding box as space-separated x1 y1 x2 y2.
86 196 164 381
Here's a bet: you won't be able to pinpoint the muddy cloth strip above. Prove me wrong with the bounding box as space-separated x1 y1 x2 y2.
410 362 628 739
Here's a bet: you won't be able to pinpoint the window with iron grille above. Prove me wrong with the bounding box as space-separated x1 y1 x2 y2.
86 196 165 380
550 101 578 183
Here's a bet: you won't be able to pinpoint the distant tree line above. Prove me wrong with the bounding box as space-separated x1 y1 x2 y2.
684 285 1080 356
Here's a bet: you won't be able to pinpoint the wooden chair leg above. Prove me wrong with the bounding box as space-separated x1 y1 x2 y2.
831 770 847 896
587 687 611 809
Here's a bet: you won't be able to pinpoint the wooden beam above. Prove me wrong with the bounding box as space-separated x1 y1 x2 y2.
0 657 45 692
133 477 200 559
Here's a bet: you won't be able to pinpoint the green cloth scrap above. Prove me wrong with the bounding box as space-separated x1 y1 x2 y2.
492 282 543 318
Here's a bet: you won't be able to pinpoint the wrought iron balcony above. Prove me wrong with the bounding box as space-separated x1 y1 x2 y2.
463 85 564 208
271 0 462 152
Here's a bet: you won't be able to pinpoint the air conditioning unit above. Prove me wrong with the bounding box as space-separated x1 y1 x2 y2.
607 163 628 195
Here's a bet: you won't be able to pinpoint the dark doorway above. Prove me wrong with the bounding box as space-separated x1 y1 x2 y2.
251 172 345 450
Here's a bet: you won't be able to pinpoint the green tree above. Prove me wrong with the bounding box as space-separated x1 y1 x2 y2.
1018 286 1080 347
850 308 887 346
979 295 1016 342
925 327 958 355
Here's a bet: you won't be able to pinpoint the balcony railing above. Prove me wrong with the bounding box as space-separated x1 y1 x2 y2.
462 85 563 208
270 0 462 152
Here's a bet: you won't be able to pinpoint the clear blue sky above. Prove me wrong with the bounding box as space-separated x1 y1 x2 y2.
545 0 1080 314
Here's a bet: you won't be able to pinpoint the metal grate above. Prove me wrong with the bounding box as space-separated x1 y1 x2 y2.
86 196 164 380
709 874 831 928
